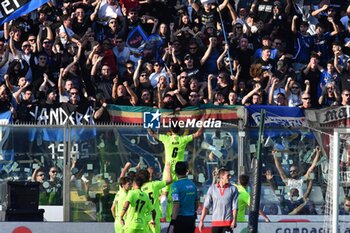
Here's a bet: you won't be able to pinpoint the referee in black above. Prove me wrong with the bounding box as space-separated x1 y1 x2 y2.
168 162 199 233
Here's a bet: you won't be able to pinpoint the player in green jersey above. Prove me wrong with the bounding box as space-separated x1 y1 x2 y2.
111 162 134 233
235 174 270 223
111 176 132 233
139 163 172 233
148 120 203 220
120 175 156 233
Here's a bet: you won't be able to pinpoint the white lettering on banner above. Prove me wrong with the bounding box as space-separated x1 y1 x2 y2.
251 112 305 127
0 0 20 16
162 118 222 128
29 106 95 125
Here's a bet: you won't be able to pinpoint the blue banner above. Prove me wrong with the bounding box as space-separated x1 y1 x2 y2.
246 106 310 149
247 105 305 127
0 0 49 25
126 25 148 53
0 111 13 124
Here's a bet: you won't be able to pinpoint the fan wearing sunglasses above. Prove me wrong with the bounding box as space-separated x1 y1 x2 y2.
271 146 321 200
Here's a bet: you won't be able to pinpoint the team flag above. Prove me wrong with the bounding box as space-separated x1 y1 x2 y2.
0 0 49 25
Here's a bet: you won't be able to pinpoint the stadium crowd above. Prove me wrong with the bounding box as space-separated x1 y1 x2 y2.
1 0 350 123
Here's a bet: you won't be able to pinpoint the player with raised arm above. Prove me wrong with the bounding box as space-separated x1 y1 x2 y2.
147 117 204 220
120 175 156 233
111 162 133 233
139 163 172 233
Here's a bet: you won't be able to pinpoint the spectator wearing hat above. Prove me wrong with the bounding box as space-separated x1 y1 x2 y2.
182 53 202 81
227 16 248 48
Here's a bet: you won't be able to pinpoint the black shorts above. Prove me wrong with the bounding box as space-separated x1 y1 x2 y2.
212 226 233 233
170 215 196 233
